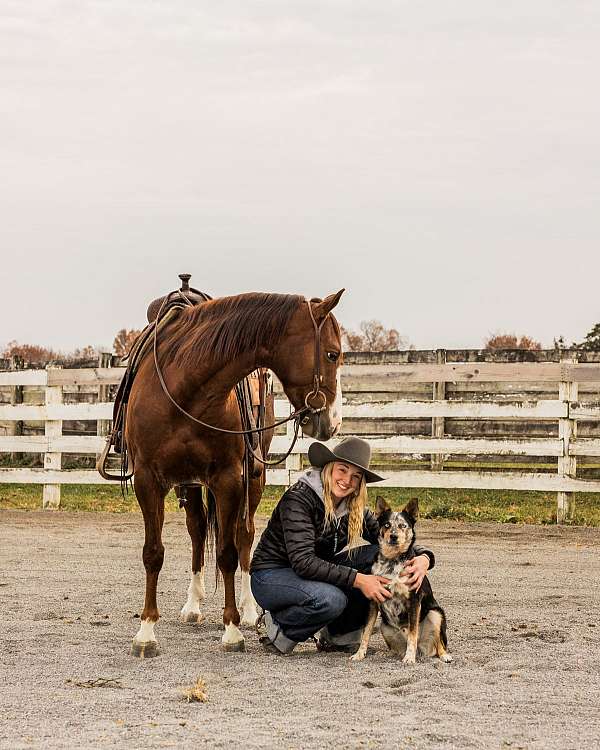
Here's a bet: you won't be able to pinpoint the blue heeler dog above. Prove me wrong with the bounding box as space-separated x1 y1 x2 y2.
351 497 452 664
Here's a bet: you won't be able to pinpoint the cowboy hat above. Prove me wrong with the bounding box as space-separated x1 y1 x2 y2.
307 436 385 483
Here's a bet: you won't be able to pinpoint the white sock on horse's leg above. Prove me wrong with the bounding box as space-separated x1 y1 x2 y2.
180 569 206 624
222 621 245 651
131 618 160 658
238 570 259 626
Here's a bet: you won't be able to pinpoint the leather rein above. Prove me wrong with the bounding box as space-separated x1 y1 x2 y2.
152 293 332 466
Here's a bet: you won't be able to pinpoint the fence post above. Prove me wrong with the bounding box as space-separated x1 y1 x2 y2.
9 356 24 464
431 349 447 471
97 352 112 441
285 415 301 485
557 355 578 523
43 366 63 509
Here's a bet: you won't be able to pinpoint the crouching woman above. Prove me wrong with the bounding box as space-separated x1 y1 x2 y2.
250 437 435 655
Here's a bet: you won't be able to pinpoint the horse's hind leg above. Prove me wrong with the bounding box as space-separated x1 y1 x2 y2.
180 486 207 624
131 468 167 658
212 474 245 651
236 477 263 627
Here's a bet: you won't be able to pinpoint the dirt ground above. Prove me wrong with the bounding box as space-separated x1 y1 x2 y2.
1 510 599 750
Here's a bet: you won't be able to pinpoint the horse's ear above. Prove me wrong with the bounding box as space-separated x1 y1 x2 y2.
312 289 345 322
402 498 419 523
375 495 391 518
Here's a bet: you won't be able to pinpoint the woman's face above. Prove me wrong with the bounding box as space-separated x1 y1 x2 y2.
330 461 363 501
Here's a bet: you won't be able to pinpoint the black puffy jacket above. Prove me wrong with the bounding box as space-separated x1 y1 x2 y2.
250 480 434 588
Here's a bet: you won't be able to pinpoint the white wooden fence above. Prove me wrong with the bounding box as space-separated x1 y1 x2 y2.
1 361 600 522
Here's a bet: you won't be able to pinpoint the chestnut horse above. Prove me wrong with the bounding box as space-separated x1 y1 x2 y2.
125 289 344 656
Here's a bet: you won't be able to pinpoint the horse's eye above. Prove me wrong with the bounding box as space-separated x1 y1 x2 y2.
326 351 339 362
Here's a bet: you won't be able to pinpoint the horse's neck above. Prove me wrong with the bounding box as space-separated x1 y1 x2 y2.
183 351 268 405
213 354 264 392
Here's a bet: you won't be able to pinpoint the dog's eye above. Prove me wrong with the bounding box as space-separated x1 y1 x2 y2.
326 351 340 362
383 522 391 529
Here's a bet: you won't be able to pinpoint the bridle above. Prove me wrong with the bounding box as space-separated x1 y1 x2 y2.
152 294 334 465
303 296 329 416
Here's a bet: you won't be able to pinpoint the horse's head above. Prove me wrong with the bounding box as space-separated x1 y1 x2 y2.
273 290 345 441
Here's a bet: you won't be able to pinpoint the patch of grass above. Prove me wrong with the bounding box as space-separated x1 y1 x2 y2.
365 487 600 527
0 484 180 513
2 484 599 526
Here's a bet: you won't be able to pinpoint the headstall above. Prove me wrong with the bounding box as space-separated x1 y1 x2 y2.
151 294 333 465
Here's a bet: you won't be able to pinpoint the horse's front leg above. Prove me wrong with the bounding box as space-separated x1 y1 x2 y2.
236 476 264 627
180 486 207 624
131 467 167 658
212 473 245 651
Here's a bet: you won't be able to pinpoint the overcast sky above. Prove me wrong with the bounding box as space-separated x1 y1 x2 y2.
1 1 599 352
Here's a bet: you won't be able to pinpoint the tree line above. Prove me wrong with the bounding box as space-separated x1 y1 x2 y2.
2 322 600 366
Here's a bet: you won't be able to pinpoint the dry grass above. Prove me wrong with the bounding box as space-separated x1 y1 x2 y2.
65 677 128 690
180 677 208 703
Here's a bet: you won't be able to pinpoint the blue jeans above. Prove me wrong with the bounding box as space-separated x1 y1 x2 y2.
250 544 378 653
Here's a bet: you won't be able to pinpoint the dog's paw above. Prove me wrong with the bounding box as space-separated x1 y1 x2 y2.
402 653 416 665
350 651 365 662
440 653 453 663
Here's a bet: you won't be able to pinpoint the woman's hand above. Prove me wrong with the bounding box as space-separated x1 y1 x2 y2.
401 554 430 591
353 573 393 603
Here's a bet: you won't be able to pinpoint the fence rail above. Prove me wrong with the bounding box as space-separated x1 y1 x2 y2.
1 358 600 521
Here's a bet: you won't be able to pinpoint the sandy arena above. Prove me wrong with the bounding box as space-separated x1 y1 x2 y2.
1 510 599 749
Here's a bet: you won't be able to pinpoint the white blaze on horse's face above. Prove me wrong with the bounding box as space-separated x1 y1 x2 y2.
304 366 343 440
330 368 343 436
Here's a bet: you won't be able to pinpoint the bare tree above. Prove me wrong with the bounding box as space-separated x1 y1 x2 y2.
341 320 407 352
67 345 98 362
485 333 542 350
113 328 142 358
2 340 59 363
1 341 98 365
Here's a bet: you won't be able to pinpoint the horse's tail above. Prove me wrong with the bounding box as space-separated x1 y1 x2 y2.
205 487 221 587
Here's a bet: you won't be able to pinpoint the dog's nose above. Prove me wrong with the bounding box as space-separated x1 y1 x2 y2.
389 535 399 545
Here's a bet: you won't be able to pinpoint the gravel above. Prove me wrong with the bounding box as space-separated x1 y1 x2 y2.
1 510 599 749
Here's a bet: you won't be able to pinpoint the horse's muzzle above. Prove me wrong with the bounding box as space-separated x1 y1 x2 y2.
301 409 341 441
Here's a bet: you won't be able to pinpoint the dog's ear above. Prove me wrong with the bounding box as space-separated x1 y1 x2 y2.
402 497 419 524
375 495 391 518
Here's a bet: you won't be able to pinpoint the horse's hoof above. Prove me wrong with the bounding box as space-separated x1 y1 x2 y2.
131 640 160 658
180 611 205 625
221 640 246 653
240 611 259 627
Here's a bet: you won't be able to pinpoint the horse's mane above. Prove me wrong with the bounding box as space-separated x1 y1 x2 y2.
161 292 304 369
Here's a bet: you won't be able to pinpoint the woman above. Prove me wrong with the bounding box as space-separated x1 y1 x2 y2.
250 437 435 655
